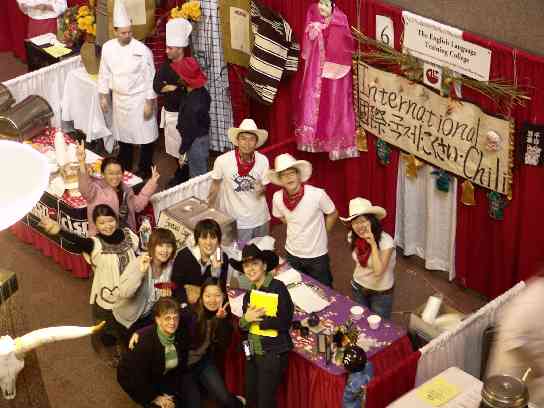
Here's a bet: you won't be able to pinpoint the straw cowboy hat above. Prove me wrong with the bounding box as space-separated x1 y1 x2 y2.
340 197 386 222
228 119 268 148
266 153 312 186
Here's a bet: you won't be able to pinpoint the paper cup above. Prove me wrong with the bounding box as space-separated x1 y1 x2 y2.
367 314 381 330
350 305 364 321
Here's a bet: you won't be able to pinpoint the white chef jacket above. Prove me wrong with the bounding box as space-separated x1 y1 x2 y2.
17 0 67 19
98 38 159 144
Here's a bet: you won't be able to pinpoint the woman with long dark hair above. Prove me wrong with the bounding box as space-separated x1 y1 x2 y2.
341 197 396 320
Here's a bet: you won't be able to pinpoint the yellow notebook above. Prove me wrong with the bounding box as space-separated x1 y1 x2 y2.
42 45 72 58
249 290 278 337
416 377 460 407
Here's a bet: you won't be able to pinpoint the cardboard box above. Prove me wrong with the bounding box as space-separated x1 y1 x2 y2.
157 196 237 249
409 300 464 340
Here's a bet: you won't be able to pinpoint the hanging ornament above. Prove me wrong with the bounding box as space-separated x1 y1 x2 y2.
403 153 423 178
461 180 476 206
376 139 391 165
431 169 452 192
485 130 503 152
487 191 507 220
356 128 368 152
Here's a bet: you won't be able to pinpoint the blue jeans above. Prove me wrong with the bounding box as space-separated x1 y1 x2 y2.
285 252 333 287
187 135 209 178
351 280 394 320
182 354 241 408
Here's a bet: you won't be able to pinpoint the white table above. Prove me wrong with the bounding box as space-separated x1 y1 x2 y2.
389 367 483 408
61 67 114 149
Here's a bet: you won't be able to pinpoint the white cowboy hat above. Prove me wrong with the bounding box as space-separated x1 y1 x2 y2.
228 119 268 148
340 197 386 222
266 153 312 186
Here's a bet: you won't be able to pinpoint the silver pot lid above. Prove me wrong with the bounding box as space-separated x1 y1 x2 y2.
482 374 529 408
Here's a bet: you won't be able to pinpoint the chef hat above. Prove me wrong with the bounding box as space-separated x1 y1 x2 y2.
113 0 131 28
166 18 193 47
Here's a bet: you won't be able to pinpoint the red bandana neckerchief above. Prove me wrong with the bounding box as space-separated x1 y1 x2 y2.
235 149 255 177
283 184 305 211
355 237 371 267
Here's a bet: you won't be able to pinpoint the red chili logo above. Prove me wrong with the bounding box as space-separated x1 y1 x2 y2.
426 68 440 84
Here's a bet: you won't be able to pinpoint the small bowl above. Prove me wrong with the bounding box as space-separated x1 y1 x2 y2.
367 314 382 330
350 305 364 321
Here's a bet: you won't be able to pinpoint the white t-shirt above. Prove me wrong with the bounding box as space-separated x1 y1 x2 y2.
211 150 271 230
352 232 396 291
272 184 336 258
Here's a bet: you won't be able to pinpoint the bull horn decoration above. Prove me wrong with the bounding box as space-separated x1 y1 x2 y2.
14 321 105 358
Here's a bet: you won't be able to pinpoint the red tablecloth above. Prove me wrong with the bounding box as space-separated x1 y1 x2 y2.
224 326 413 408
10 221 90 278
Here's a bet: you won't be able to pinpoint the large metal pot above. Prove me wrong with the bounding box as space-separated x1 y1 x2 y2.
0 95 53 141
481 374 529 408
0 84 15 113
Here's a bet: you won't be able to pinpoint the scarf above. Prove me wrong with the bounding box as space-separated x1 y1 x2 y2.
235 148 255 177
157 326 178 373
282 184 305 211
355 237 371 267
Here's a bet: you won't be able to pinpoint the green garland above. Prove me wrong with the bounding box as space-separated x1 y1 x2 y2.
351 27 529 112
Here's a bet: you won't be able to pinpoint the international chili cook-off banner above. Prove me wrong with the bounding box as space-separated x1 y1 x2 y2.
353 61 513 195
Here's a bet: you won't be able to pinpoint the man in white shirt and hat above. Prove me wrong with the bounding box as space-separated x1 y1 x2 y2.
208 119 271 241
17 0 67 38
267 153 338 287
98 0 158 179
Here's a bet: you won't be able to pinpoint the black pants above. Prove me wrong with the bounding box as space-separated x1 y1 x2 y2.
91 303 126 347
285 252 333 288
118 141 154 174
245 352 289 408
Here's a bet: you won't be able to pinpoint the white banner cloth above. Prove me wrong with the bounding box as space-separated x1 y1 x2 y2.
415 281 526 385
395 163 457 279
3 56 82 128
61 67 113 144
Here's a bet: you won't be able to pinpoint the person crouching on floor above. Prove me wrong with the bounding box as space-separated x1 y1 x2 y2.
117 297 191 408
231 244 294 408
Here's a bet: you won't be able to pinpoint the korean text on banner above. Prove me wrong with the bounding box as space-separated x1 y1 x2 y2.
402 11 491 81
353 61 512 195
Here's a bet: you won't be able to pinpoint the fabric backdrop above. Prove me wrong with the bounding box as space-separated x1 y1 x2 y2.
242 0 544 298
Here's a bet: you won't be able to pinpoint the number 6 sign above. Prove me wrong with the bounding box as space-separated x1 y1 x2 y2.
376 15 394 47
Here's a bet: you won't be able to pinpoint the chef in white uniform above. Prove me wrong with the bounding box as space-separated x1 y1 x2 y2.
153 18 192 159
17 0 67 38
98 0 158 179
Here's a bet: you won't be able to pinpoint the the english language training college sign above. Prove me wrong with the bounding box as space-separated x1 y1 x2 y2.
354 62 512 195
402 12 492 82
